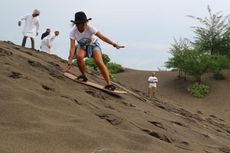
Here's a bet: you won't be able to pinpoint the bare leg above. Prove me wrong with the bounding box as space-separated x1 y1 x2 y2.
152 92 155 97
152 87 156 97
77 48 87 76
148 87 152 98
93 50 111 85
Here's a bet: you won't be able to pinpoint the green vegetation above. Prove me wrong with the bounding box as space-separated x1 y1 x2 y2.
166 40 229 83
187 83 209 98
187 6 230 57
107 63 124 74
166 6 230 97
85 53 124 80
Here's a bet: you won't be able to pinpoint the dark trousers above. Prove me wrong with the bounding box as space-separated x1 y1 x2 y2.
21 36 35 49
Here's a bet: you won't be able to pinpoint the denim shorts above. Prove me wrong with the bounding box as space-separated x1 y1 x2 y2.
75 41 102 58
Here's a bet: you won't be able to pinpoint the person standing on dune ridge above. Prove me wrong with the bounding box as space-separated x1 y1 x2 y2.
18 9 40 50
148 72 158 98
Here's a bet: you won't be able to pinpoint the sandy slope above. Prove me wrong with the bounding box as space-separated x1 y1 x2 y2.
116 69 230 124
0 41 230 153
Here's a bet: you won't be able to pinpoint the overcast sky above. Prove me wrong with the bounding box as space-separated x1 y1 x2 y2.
1 0 230 70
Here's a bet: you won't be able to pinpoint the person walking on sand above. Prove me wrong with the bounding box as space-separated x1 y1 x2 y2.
66 11 124 91
41 28 51 40
40 31 60 54
148 72 158 98
18 9 40 49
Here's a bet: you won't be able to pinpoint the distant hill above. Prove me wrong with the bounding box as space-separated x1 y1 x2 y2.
1 41 230 153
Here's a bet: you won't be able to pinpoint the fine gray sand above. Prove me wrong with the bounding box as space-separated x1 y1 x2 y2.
0 41 230 153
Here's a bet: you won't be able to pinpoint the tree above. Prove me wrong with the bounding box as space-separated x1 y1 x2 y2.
166 6 230 97
181 50 211 83
166 38 191 79
187 5 230 57
209 55 230 79
167 46 211 83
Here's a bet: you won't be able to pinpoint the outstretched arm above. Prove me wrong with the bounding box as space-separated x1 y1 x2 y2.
95 32 125 49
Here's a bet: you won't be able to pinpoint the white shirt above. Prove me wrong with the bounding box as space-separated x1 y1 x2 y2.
21 14 39 38
69 24 98 46
40 34 56 53
148 76 158 87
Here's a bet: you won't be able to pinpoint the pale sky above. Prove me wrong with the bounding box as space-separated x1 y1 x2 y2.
1 0 230 70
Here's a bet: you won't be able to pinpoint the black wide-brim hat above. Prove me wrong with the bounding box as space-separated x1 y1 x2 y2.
71 11 92 24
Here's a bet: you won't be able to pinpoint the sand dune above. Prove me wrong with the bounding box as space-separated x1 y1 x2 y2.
0 41 230 153
116 69 230 123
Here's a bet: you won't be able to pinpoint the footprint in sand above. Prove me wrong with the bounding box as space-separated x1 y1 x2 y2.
0 48 13 56
175 141 192 151
28 60 42 67
141 129 172 143
96 113 122 126
61 95 82 105
49 71 64 80
148 121 165 129
210 114 226 122
27 60 49 72
8 71 30 80
197 110 203 115
8 72 22 79
85 89 108 100
42 85 55 91
47 61 61 69
170 120 187 127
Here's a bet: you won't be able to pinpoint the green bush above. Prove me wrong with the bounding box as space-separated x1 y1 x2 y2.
85 54 124 81
108 63 124 74
85 58 97 71
85 54 111 71
187 83 209 98
102 54 111 65
85 60 124 74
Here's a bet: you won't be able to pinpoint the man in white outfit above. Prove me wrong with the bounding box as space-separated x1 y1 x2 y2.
18 9 40 49
40 31 60 54
148 72 158 98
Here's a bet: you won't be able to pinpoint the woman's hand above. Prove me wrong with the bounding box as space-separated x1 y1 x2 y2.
66 58 73 72
65 63 72 72
95 32 125 49
113 43 125 49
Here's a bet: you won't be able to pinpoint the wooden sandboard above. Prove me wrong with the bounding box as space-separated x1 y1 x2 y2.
64 72 127 96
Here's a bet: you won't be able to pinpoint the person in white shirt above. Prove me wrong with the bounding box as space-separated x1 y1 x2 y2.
40 31 60 54
18 9 40 49
66 11 125 91
148 72 158 98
